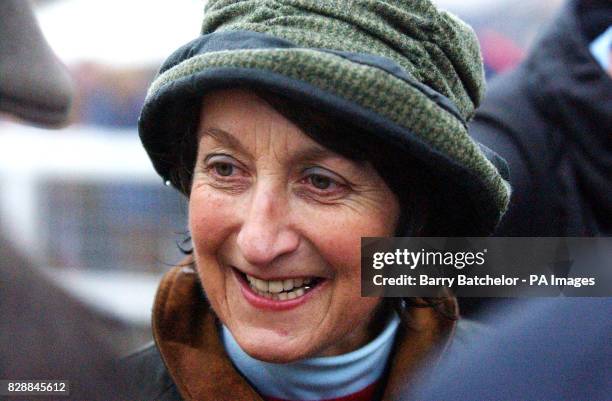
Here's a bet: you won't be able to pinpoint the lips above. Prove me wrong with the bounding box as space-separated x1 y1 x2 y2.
233 267 325 309
245 273 321 300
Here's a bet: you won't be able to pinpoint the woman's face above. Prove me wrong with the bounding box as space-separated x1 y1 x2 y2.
189 89 400 362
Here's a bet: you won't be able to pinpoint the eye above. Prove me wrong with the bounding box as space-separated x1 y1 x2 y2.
213 162 235 177
300 167 347 196
203 154 246 180
308 174 334 190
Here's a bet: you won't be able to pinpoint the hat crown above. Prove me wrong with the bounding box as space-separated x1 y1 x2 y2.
201 0 485 121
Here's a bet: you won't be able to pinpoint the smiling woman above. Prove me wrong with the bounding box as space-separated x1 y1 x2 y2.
191 89 399 362
126 1 511 400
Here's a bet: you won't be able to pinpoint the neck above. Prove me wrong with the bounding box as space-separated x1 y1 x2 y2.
221 312 401 401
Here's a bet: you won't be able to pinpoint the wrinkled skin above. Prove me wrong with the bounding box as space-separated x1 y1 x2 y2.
189 89 400 362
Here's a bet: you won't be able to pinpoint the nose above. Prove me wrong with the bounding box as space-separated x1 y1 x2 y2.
236 183 299 266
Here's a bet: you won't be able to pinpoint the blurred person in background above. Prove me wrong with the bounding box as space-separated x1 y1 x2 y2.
0 0 127 399
410 298 612 401
451 3 612 394
0 0 72 127
124 0 512 400
470 0 611 237
462 0 610 320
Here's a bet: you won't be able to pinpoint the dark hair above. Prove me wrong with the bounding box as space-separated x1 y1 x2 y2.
170 86 457 321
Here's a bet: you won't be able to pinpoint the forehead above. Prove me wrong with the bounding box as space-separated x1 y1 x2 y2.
197 88 320 154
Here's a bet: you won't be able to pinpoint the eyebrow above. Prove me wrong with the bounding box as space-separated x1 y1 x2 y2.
201 127 250 156
291 146 341 165
200 126 341 165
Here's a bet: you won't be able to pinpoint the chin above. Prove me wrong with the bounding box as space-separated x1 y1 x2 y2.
232 327 318 363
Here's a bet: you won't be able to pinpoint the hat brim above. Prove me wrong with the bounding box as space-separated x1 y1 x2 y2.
139 31 510 235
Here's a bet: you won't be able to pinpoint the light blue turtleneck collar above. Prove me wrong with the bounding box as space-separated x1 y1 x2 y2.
221 312 400 400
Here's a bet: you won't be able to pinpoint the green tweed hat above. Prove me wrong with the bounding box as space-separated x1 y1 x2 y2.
139 0 511 235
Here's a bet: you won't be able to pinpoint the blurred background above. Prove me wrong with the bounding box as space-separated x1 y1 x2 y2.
0 0 564 350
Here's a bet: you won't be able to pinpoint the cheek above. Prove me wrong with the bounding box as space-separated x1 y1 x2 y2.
302 208 396 281
188 189 238 308
189 189 235 251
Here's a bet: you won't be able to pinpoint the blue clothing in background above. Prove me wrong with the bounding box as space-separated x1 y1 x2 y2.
412 299 612 401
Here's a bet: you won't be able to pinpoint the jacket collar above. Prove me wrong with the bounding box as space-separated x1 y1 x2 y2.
152 259 457 401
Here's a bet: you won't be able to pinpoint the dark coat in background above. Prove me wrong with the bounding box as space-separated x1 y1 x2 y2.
469 0 611 237
0 236 128 400
411 298 612 401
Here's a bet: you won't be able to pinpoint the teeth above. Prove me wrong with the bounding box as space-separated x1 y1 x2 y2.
245 273 318 301
268 280 284 293
254 278 268 292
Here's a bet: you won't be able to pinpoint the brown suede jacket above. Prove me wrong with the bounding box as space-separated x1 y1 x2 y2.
124 260 459 401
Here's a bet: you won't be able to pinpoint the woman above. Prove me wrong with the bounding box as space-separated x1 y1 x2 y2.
127 1 511 400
